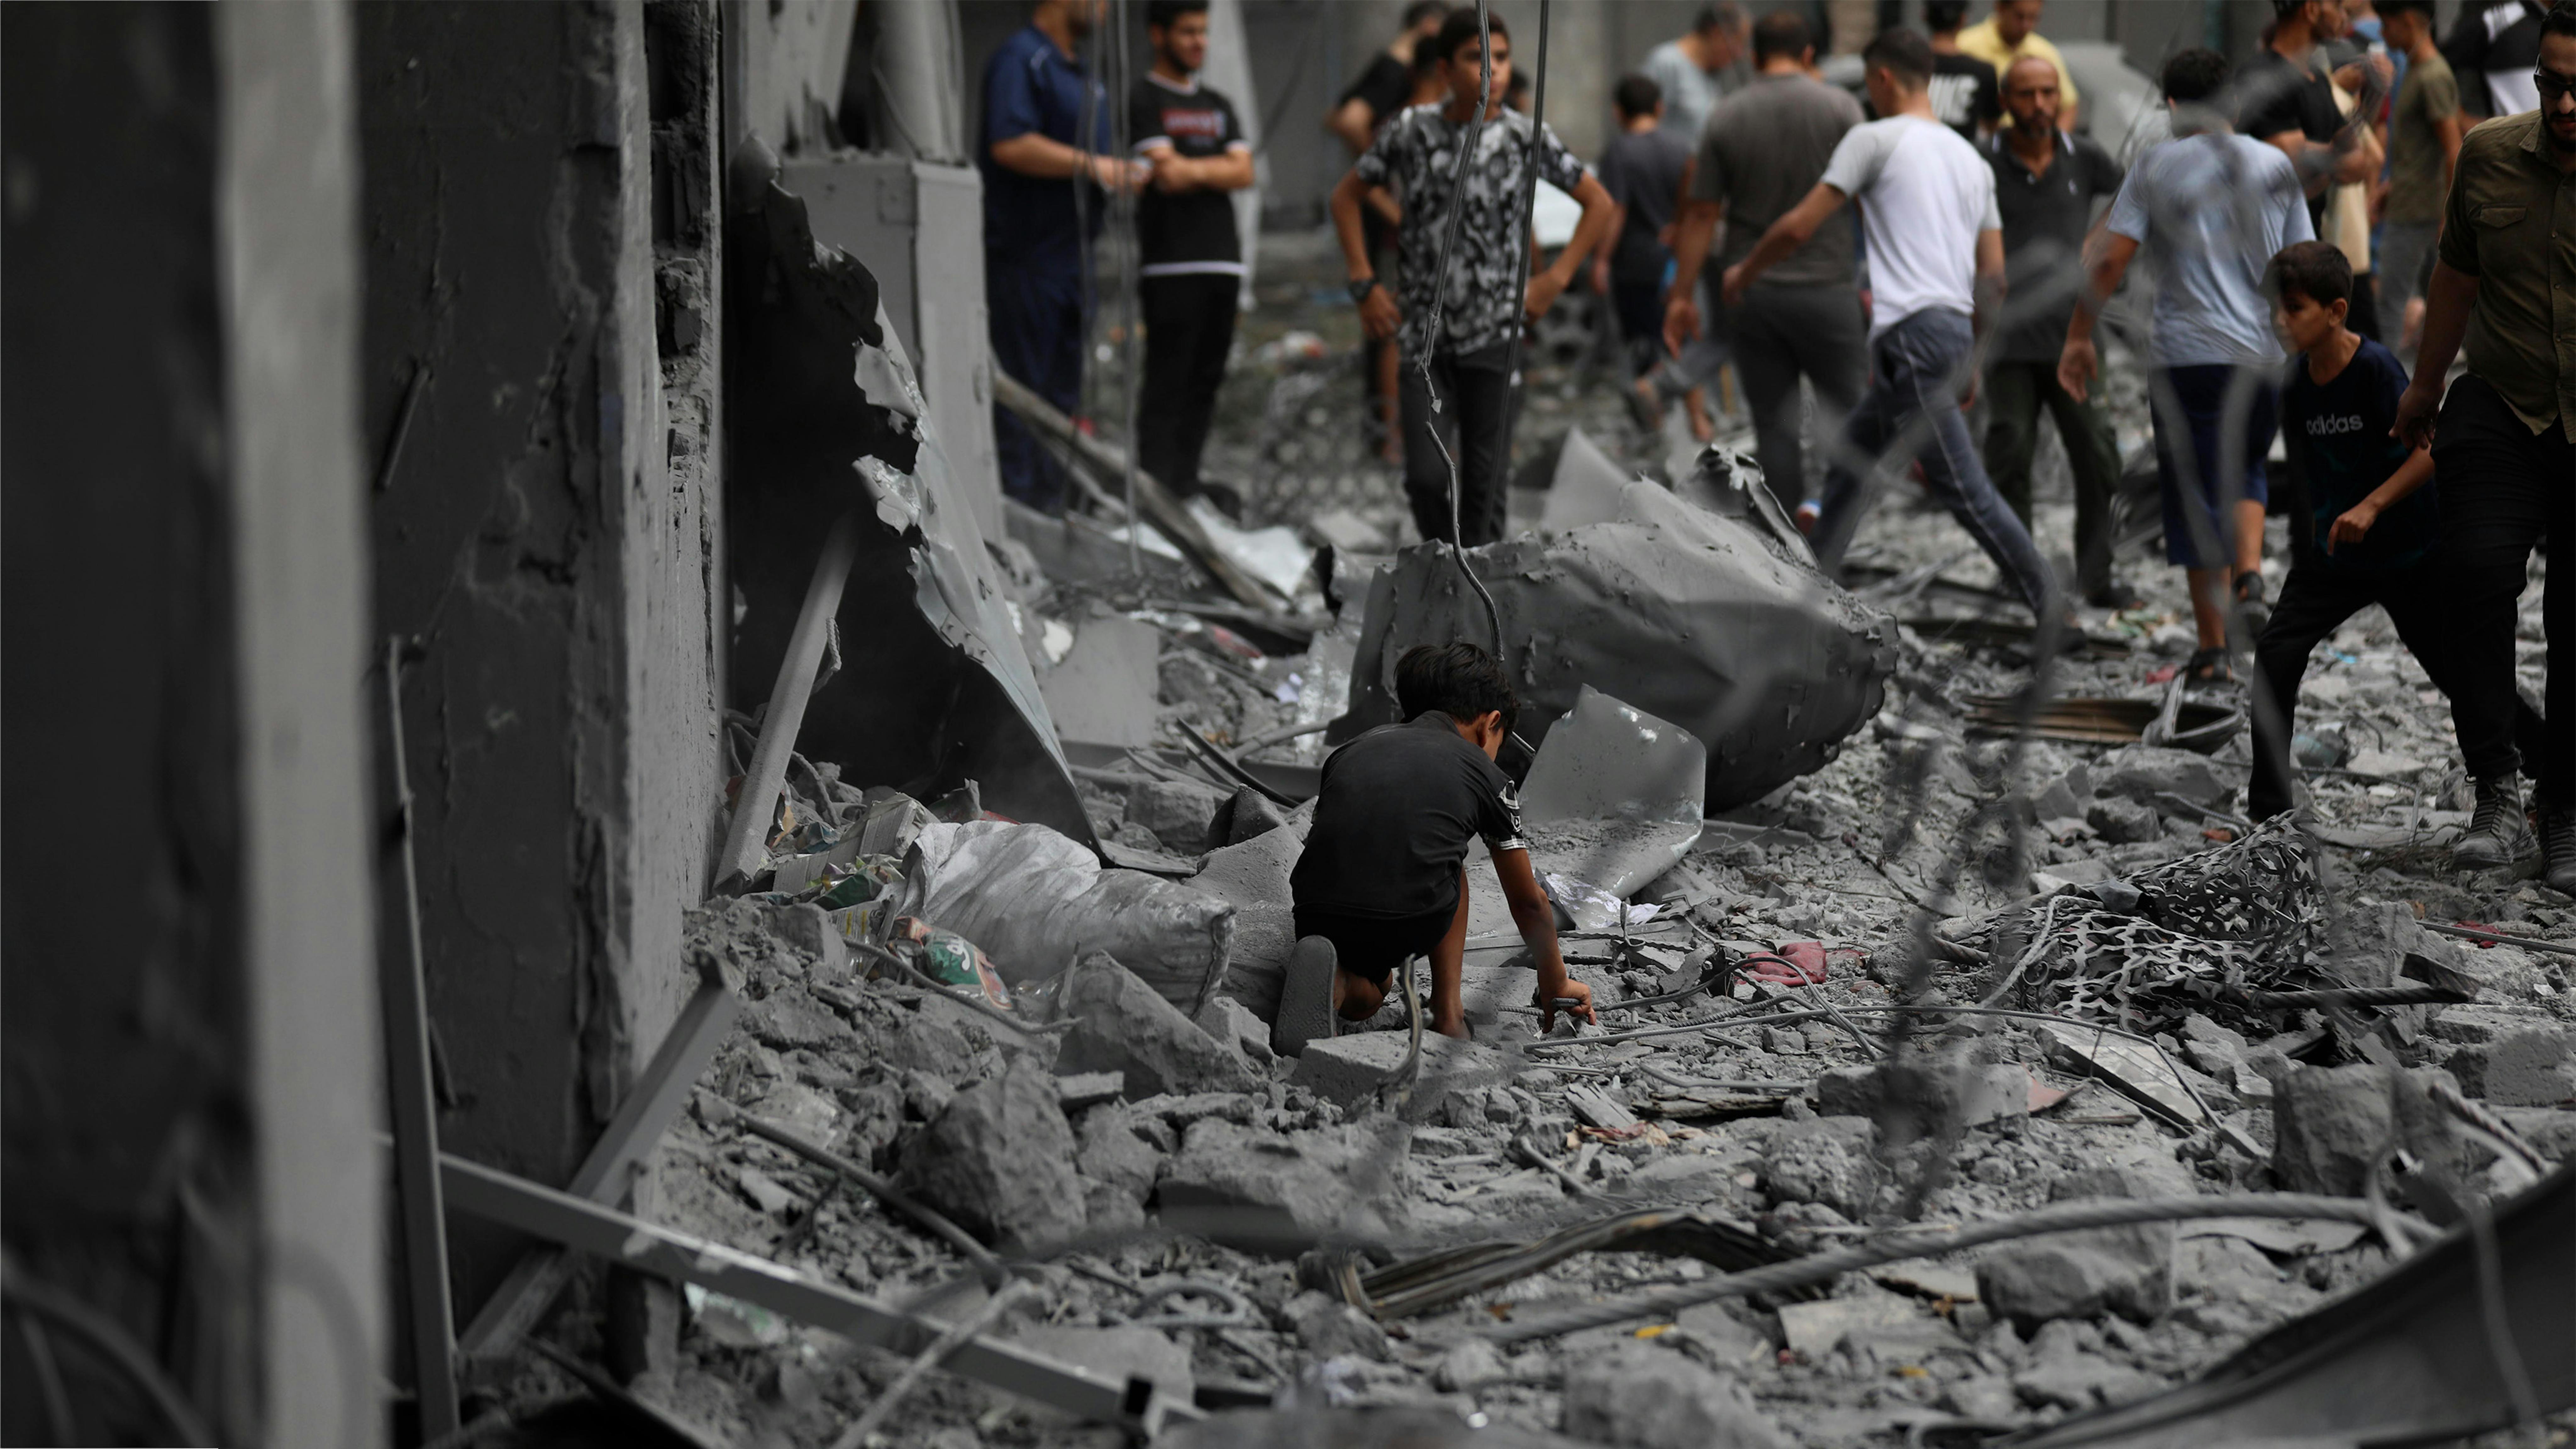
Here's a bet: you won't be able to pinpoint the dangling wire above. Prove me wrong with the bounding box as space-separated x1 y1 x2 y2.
1113 0 1143 578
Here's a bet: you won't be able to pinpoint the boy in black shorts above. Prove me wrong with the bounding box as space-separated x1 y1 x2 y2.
1275 643 1595 1056
2249 241 2545 862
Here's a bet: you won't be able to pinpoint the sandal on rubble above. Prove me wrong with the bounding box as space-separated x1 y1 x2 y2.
2233 571 2271 638
2183 645 2235 686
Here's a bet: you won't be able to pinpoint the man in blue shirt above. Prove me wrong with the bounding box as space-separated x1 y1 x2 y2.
980 0 1144 512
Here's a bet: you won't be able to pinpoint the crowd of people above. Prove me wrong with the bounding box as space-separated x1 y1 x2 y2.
969 0 2574 908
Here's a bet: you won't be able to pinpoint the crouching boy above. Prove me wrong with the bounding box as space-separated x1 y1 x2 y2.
1273 642 1595 1056
2250 241 2545 865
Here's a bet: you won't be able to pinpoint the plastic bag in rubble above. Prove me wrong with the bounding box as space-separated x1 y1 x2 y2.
882 915 1015 1012
1333 467 1896 810
895 820 1235 1012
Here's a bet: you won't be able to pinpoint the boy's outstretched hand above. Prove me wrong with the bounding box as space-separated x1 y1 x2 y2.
1535 978 1595 1031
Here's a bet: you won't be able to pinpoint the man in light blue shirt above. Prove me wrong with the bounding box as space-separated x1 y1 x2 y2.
2060 47 2313 683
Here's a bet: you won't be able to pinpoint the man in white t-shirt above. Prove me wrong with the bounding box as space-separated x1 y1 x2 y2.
1722 26 2059 624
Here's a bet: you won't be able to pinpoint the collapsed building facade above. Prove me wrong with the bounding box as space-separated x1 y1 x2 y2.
3 3 2571 1449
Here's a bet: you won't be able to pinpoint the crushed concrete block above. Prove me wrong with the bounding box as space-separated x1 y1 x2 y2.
1130 1091 1264 1130
1011 1324 1193 1413
1054 951 1258 1098
2270 1064 2459 1195
1813 1054 2027 1135
736 1165 796 1215
1157 1116 1411 1249
1194 823 1307 1022
1038 616 1163 749
741 986 851 1051
1194 994 1276 1069
2177 1013 2249 1078
2482 1027 2575 1106
1977 1169 2171 1328
1130 778 1231 854
1082 1181 1147 1234
1435 1336 1512 1390
1776 1291 1918 1357
2094 746 2229 808
1560 1343 1793 1449
1676 1303 1773 1368
2013 1346 2160 1410
2085 796 2162 845
1945 1376 2021 1420
1291 1031 1508 1117
1285 1290 1393 1362
1075 1102 1166 1205
1056 1070 1126 1111
902 1068 956 1121
891 1056 1085 1252
1213 786 1291 846
2427 1003 2560 1045
1760 1117 1880 1218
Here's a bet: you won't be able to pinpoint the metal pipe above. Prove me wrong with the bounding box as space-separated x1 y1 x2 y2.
715 512 862 886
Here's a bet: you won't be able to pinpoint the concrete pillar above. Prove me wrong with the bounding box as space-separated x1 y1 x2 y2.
357 0 727 1313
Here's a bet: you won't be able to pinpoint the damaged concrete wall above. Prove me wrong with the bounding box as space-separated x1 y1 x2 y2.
358 0 726 1311
3 3 382 1441
735 0 858 154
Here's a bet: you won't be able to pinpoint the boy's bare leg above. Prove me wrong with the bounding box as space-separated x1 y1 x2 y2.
2233 499 2266 583
1334 968 1386 1021
1427 868 1472 1039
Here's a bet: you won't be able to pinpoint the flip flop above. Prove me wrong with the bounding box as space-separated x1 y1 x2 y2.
1270 935 1340 1059
2184 645 2235 686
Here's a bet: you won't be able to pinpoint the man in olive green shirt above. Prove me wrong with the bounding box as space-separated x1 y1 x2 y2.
2377 0 2463 356
2391 3 2576 894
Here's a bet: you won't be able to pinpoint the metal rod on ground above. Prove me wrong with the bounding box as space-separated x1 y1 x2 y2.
715 512 862 888
696 1090 1005 1284
831 1279 1036 1449
379 636 463 1441
990 370 1278 609
1238 719 1333 754
2422 921 2576 959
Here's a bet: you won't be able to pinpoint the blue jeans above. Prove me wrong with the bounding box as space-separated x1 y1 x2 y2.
1810 309 2058 618
988 254 1086 513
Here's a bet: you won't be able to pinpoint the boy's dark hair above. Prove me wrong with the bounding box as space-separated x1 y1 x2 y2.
2162 47 2232 104
1615 73 1663 119
1401 0 1448 30
2377 0 2434 18
2268 239 2353 308
1395 643 1519 731
1752 9 1811 64
1924 0 1971 33
1146 0 1207 29
1434 7 1508 65
1861 27 1935 86
1692 3 1744 36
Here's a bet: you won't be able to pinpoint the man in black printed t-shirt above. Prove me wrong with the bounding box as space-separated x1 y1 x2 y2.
1928 0 2005 141
1275 644 1594 1056
1128 0 1254 504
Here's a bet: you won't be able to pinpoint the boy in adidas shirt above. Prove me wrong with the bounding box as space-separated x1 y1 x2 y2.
2247 241 2544 862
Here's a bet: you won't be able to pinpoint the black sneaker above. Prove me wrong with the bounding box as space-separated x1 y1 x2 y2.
1271 935 1340 1058
2454 773 2533 869
2084 577 2146 610
2233 571 2270 640
2542 808 2576 898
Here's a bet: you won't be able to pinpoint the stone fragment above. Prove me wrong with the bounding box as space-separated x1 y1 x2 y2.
1011 1324 1193 1413
1434 1336 1511 1391
2094 746 2229 808
1055 1070 1126 1111
1285 1290 1393 1362
902 1068 955 1121
2085 796 2161 845
1130 1091 1264 1130
1130 778 1231 854
1075 1102 1166 1205
736 1165 795 1215
2270 1064 2458 1195
891 1056 1085 1252
1291 1030 1508 1117
1157 1116 1411 1249
1943 1376 2019 1420
1677 1303 1773 1367
742 986 850 1050
1560 1344 1793 1449
2010 1321 2160 1410
1055 951 1257 1098
1759 1118 1879 1218
1195 823 1307 1022
1213 786 1292 846
1813 1054 2027 1135
2483 1027 2575 1106
1976 1169 2170 1328
1194 993 1276 1069
1776 1292 1918 1357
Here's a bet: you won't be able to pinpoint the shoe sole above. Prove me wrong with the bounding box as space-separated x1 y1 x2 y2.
1271 936 1340 1059
2453 830 2534 869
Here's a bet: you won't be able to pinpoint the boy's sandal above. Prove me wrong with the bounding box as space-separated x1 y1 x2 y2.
2184 646 2235 685
2233 571 2271 635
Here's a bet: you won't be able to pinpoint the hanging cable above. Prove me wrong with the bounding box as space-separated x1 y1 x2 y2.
1113 0 1143 577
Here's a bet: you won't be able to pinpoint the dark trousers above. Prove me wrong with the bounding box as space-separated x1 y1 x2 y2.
2149 363 2279 570
1399 342 1517 546
1611 274 1664 379
1138 272 1238 499
988 255 1086 512
2431 373 2574 812
1983 358 2122 598
1730 282 1868 513
1813 309 2060 617
2248 564 2549 820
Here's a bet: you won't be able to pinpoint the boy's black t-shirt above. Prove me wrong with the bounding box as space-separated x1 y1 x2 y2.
1595 127 1692 284
2281 336 2438 572
1290 712 1531 919
1128 74 1248 274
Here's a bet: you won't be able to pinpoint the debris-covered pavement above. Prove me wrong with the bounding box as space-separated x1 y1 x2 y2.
495 234 2571 1449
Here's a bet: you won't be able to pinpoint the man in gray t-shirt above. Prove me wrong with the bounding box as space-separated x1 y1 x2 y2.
1662 11 1866 515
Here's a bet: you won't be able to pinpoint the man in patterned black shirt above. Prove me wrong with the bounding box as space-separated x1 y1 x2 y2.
1328 9 1615 545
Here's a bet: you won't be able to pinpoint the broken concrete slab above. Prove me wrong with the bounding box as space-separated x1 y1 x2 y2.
1193 821 1307 1022
2480 1026 2575 1107
2092 746 2230 808
1156 1116 1412 1250
1129 777 1232 855
1775 1291 1920 1358
1074 1102 1166 1207
1813 1055 2029 1136
1054 952 1258 1098
890 1056 1085 1252
1193 994 1276 1071
1560 1342 1793 1449
1212 785 1292 847
1285 1289 1393 1362
2086 795 2162 845
1977 1168 2173 1328
1290 1031 1509 1117
1009 1324 1194 1417
2271 1064 2461 1196
1760 1118 1881 1219
1037 615 1162 750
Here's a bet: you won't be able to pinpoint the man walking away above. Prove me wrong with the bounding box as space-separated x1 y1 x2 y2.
1329 1 1449 466
1725 29 2062 626
2445 0 2550 118
982 0 1144 512
2062 48 2313 681
1959 0 2082 130
1128 0 1254 510
1591 76 1693 387
2240 0 2380 236
1928 0 2004 142
2320 58 2388 340
1984 56 2132 607
2391 2 2576 894
2377 0 2462 358
1643 4 1749 145
1330 10 1615 547
1665 11 1866 521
